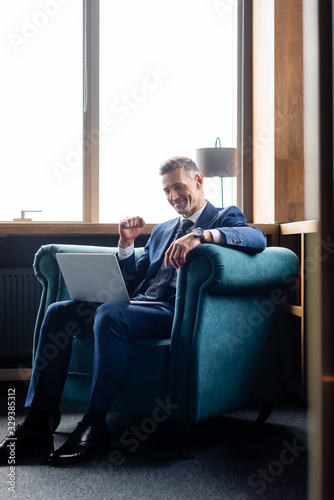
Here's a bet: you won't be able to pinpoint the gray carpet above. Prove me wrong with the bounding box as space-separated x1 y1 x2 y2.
0 385 307 500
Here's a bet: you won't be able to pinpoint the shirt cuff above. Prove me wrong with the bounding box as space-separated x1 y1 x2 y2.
209 229 226 245
118 243 135 260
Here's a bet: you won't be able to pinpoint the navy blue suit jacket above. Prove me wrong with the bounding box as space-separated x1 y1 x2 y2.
119 202 266 297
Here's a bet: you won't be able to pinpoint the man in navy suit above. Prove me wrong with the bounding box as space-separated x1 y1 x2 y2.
0 156 266 465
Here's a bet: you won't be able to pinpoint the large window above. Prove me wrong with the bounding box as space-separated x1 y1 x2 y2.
99 0 237 222
0 0 83 222
1 0 237 223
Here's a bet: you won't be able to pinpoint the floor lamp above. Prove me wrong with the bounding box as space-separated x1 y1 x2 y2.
196 138 237 207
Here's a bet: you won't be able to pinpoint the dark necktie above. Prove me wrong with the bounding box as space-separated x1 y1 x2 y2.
144 218 194 300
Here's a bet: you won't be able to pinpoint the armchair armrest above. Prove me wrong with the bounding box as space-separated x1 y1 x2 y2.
32 244 120 357
184 245 300 293
169 245 300 423
33 243 118 302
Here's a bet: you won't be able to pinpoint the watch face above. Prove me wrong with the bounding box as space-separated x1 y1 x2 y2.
194 228 204 237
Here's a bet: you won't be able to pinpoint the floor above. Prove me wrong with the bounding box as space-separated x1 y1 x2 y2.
0 381 308 500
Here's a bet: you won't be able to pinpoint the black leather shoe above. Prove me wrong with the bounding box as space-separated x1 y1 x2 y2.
47 421 110 465
0 424 53 463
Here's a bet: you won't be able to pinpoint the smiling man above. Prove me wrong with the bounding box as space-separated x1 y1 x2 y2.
118 157 266 288
0 156 266 466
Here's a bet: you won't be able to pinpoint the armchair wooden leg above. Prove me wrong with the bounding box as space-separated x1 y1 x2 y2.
256 400 275 425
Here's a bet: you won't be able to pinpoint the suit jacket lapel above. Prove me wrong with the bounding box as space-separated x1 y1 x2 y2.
196 201 220 229
158 218 179 254
141 202 220 290
145 217 180 281
148 202 218 279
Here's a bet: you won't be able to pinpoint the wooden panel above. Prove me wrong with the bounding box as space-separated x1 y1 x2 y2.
274 0 304 222
288 203 304 222
275 159 289 221
250 223 280 235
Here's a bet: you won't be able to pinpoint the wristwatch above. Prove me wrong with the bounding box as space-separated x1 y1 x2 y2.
193 227 205 243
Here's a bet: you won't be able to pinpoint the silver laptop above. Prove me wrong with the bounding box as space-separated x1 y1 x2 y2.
56 253 163 305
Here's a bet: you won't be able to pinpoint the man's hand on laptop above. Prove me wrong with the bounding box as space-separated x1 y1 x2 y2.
118 216 145 248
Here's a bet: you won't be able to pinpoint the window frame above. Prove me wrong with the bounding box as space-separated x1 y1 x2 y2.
83 0 99 222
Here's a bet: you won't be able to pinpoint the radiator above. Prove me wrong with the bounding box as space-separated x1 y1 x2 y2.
0 268 42 357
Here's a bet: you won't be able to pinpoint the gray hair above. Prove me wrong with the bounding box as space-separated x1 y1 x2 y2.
159 156 201 178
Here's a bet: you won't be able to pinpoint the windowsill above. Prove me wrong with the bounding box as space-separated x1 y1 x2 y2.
0 221 280 235
0 222 156 235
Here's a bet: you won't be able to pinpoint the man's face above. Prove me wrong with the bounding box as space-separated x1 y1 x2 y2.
162 167 205 218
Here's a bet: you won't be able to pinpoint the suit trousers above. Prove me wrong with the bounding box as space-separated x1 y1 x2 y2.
25 299 174 414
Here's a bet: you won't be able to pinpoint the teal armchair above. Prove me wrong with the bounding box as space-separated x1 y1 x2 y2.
32 243 299 425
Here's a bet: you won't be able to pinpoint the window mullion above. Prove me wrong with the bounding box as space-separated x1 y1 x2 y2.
83 0 99 223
